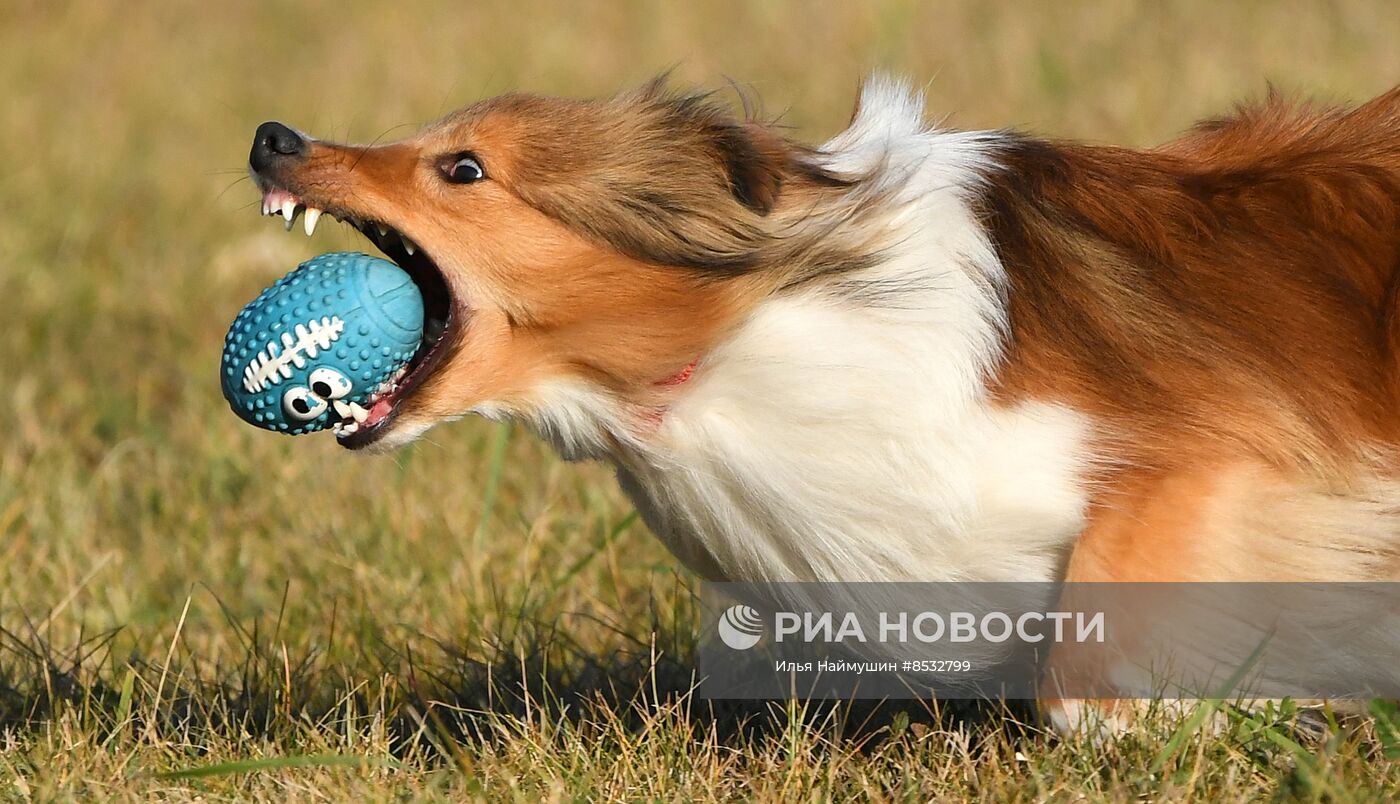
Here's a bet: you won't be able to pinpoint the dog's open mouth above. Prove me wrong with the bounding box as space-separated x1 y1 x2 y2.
259 188 460 449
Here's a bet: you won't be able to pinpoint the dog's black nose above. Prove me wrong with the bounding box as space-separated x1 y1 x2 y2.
250 121 307 173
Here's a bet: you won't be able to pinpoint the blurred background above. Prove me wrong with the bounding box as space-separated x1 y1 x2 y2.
3 0 1400 790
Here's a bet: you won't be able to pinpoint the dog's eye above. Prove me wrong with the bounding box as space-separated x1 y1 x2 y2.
441 153 485 184
308 367 352 400
283 386 328 421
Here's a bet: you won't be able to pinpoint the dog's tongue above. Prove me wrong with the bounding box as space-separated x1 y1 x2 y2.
366 399 395 427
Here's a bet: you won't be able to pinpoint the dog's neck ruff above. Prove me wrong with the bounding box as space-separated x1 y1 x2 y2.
513 77 1094 585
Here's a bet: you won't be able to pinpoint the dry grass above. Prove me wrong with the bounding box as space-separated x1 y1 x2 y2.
4 0 1400 799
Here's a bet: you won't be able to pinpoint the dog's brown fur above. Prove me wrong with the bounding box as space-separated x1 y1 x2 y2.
979 88 1400 582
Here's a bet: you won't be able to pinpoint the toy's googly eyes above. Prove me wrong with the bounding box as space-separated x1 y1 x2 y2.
308 367 353 400
283 386 328 421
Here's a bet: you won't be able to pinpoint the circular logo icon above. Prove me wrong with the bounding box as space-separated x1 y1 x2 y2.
717 604 764 650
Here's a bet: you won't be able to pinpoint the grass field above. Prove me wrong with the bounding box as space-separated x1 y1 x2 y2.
5 0 1400 799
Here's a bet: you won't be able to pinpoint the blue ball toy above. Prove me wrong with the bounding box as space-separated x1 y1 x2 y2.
221 252 424 435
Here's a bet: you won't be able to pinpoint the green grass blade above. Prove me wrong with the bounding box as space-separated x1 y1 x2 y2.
1150 629 1273 773
554 510 639 588
1371 699 1400 759
100 665 137 750
472 422 512 552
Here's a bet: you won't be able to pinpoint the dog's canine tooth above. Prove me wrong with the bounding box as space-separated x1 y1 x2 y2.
376 222 389 238
332 399 353 420
304 207 321 236
281 198 296 223
348 401 369 423
402 237 416 256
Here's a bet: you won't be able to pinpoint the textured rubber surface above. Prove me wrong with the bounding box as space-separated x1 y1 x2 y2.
220 252 424 434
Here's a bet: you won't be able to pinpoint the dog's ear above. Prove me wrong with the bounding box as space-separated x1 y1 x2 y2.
709 121 788 216
638 76 789 216
509 81 809 270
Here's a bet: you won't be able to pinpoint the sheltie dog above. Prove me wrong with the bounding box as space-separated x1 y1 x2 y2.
247 76 1400 726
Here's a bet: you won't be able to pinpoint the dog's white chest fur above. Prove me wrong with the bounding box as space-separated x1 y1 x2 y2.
614 80 1095 583
520 78 1096 583
614 300 1093 584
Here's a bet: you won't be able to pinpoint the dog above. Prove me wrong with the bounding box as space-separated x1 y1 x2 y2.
247 76 1400 728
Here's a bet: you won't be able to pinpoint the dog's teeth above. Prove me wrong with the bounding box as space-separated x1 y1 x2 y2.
376 223 388 237
332 422 344 436
261 199 270 216
402 237 416 256
341 422 359 435
281 199 295 222
332 400 352 420
304 207 321 236
348 401 369 423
